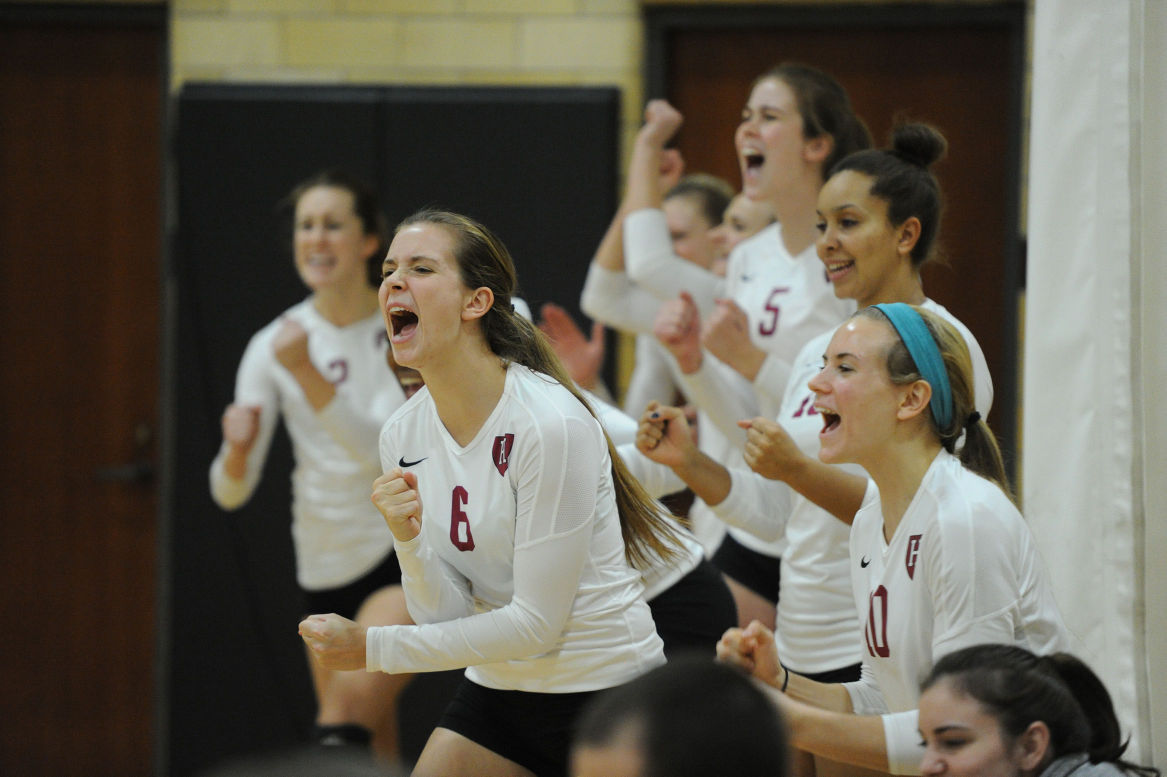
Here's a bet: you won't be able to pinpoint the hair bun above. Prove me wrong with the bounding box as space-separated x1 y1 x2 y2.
891 123 947 169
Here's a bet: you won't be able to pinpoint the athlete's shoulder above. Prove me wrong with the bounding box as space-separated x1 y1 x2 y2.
920 298 984 358
795 326 838 367
507 364 588 415
246 297 312 341
927 453 1022 537
502 366 605 455
380 385 432 440
727 222 781 267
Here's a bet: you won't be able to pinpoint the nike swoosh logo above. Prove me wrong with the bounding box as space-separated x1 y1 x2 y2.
860 556 871 568
398 456 427 468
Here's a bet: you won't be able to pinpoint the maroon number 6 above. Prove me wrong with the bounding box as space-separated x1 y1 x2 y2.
450 486 475 551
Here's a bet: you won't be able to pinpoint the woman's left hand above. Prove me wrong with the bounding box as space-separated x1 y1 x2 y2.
299 613 368 671
703 299 766 381
273 317 311 372
740 417 806 482
716 619 785 690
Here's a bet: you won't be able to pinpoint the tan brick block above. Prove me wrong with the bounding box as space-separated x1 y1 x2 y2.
227 0 336 12
580 0 637 13
400 19 517 69
173 19 281 67
170 66 227 94
223 66 347 83
173 0 228 12
520 17 639 70
460 69 581 85
285 17 400 68
343 0 460 13
464 0 576 14
348 68 466 84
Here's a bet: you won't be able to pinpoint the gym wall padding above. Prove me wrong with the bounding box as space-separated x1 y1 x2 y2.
166 83 619 776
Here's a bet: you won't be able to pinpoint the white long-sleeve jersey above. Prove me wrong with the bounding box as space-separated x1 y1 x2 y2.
367 364 665 692
209 299 405 589
845 451 1069 774
710 298 995 674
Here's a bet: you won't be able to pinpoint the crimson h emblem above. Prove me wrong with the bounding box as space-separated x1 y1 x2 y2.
492 433 515 476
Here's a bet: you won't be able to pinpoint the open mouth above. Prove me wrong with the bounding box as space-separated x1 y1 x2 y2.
305 254 336 269
824 259 855 281
388 306 419 339
819 408 841 433
743 150 765 172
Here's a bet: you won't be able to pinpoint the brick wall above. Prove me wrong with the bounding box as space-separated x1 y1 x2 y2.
171 1 644 147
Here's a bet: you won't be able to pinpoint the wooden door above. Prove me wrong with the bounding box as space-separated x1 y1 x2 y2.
0 10 163 776
648 5 1025 468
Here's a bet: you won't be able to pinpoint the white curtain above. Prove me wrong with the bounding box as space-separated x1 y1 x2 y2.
1024 0 1164 762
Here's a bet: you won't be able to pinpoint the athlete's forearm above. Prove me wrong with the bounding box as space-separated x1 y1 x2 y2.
783 457 867 525
764 686 889 772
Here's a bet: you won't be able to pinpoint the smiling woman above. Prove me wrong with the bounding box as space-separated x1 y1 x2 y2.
299 209 686 777
208 170 416 764
918 644 1158 777
717 304 1069 775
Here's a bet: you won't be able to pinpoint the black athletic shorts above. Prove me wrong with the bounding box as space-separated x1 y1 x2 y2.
796 662 862 684
711 533 781 605
436 677 596 777
299 550 403 620
648 558 739 660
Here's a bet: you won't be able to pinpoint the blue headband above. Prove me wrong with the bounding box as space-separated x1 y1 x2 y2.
872 303 953 430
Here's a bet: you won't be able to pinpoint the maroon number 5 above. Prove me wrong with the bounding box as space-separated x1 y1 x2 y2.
865 585 890 658
758 287 790 336
450 486 475 551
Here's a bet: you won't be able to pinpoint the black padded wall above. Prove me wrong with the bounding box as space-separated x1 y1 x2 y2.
167 83 619 776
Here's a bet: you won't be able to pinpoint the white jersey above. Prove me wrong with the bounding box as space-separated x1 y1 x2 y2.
367 364 665 692
845 451 1069 774
578 254 735 557
623 207 726 311
710 336 864 673
711 299 993 674
622 334 685 418
679 223 853 559
209 299 405 590
681 222 855 437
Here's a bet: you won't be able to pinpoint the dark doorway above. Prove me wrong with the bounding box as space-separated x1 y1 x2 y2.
0 5 165 776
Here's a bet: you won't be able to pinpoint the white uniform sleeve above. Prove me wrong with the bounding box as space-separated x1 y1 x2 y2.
706 466 792 542
882 709 925 775
315 389 392 464
579 264 660 335
844 658 890 716
623 208 725 311
622 337 683 417
587 391 638 447
927 502 1028 657
616 443 686 500
367 414 607 674
676 354 756 445
752 353 793 417
209 332 280 510
391 533 478 623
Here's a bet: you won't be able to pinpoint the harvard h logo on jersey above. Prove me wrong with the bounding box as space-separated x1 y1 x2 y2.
492 433 515 476
905 534 922 580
